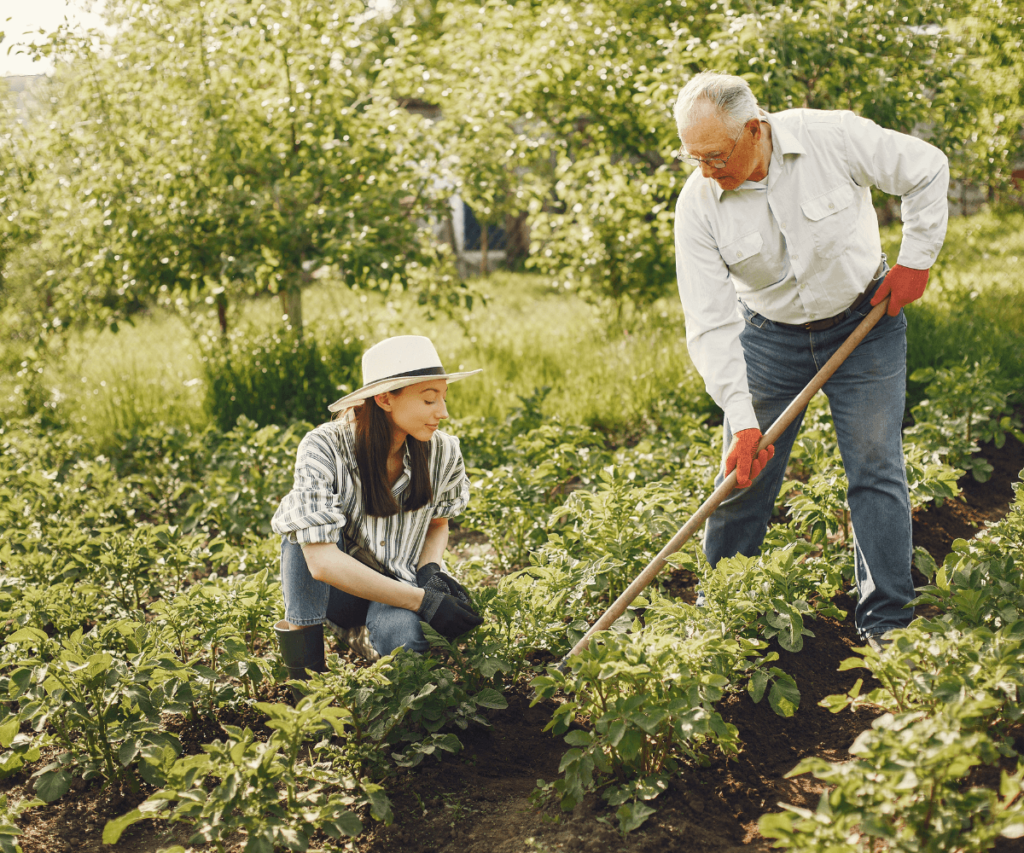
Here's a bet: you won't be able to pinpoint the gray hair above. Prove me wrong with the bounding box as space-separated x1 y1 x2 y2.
674 71 759 137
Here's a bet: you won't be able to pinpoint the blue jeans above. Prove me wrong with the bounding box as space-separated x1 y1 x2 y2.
704 272 915 637
280 536 429 656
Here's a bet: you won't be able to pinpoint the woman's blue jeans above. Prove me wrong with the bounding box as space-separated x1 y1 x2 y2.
280 535 429 656
704 275 915 637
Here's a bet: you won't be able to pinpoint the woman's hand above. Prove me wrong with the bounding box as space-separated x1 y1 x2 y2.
416 587 483 639
415 561 482 639
416 562 472 604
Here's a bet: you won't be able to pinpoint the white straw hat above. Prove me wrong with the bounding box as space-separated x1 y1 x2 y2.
327 335 481 413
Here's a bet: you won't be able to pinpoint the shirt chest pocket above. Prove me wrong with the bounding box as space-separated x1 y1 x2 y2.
801 184 856 260
719 231 764 282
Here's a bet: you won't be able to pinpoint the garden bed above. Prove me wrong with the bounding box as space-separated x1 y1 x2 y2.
7 434 1022 853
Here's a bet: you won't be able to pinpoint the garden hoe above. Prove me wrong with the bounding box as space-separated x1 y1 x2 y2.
555 295 892 674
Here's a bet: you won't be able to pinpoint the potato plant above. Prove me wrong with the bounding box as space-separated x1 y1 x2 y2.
3 620 186 800
823 623 1024 737
906 359 1024 482
0 794 42 853
761 707 1024 852
763 469 1024 848
148 571 281 717
104 699 370 853
0 345 1015 846
531 621 752 833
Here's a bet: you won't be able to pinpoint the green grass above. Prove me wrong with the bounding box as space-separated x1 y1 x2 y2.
5 208 1021 448
14 272 703 447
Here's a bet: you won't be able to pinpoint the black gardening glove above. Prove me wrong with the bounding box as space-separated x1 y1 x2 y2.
416 587 483 640
416 562 472 605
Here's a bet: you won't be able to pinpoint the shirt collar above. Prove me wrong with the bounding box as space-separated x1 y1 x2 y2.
708 110 806 201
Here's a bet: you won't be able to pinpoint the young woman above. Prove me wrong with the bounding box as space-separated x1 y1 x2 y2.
271 335 483 683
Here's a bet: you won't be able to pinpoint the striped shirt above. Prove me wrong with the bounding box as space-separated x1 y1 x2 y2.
271 418 470 585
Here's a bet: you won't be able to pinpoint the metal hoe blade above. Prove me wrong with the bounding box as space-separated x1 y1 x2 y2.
556 296 892 673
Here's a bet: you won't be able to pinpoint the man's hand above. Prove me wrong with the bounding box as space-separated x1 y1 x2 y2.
725 428 774 488
870 265 929 317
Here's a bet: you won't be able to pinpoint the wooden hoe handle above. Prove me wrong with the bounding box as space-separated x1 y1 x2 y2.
557 297 891 670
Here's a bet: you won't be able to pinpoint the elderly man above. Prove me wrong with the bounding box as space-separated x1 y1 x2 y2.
673 71 949 645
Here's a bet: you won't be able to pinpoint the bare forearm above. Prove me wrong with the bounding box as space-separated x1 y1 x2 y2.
417 518 449 568
301 543 424 611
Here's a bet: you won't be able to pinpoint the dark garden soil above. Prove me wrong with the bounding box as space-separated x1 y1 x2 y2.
8 436 1024 853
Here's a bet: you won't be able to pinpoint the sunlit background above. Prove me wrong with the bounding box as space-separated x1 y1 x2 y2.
1 0 109 77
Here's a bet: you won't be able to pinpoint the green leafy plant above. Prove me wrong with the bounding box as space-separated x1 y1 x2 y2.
4 620 184 801
305 645 505 777
821 623 1024 740
530 608 760 834
180 416 307 540
148 570 280 717
198 326 361 431
0 794 44 853
906 360 1024 482
104 698 371 853
761 707 1024 852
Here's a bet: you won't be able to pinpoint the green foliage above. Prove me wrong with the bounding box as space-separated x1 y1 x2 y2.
907 359 1023 482
766 468 1024 848
779 440 850 551
457 396 612 568
198 325 361 430
823 623 1024 739
546 470 697 604
180 416 308 541
761 708 1024 852
902 210 1024 402
15 0 452 333
911 477 1024 630
0 794 44 853
903 443 964 510
305 645 504 774
698 546 846 654
148 570 281 717
531 618 750 834
105 700 368 853
3 620 185 800
528 155 681 302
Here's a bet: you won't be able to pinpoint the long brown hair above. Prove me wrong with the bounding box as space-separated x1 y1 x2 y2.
350 388 433 516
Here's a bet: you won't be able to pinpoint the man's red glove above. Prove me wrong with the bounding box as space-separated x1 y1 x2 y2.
870 265 929 317
725 428 774 489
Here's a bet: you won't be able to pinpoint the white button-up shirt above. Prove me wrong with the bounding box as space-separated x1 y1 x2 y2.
674 108 949 432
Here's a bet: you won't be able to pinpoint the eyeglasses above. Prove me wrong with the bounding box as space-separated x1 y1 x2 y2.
677 134 742 170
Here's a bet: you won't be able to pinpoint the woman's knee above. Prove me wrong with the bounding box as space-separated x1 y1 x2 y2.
367 605 429 656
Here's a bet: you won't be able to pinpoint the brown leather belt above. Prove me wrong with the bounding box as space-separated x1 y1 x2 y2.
774 281 878 333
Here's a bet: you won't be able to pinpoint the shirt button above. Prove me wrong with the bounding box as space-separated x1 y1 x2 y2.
828 203 835 210
379 540 385 546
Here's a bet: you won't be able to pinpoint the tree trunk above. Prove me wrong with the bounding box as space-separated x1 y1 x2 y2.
504 211 530 268
441 213 457 253
216 292 228 336
279 288 303 333
480 224 489 277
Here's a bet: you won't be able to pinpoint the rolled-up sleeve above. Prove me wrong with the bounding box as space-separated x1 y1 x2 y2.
271 430 349 545
430 437 471 519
